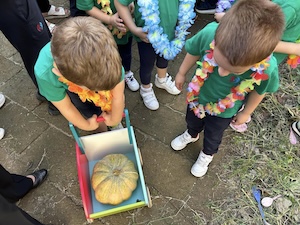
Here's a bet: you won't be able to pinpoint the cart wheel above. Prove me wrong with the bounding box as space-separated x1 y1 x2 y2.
87 218 94 223
137 147 143 166
146 186 153 208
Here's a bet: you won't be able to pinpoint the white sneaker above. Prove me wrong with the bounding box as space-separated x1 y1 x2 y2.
109 122 124 131
140 84 159 110
155 74 181 95
125 71 139 91
0 93 5 108
171 130 199 151
191 151 213 177
0 128 5 140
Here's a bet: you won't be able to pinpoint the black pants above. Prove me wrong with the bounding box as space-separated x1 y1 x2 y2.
36 0 51 13
0 165 44 225
137 41 169 85
0 0 51 88
70 0 87 17
67 91 102 118
118 36 133 72
185 106 232 155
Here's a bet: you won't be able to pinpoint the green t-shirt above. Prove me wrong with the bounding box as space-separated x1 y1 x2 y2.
118 0 179 42
231 0 300 64
76 0 132 45
185 22 279 118
272 0 300 64
34 42 124 102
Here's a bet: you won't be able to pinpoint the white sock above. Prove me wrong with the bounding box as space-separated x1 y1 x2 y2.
157 76 166 83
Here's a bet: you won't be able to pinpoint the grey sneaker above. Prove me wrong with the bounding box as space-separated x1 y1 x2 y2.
0 93 5 108
155 74 181 95
171 130 199 151
191 151 213 177
109 122 124 131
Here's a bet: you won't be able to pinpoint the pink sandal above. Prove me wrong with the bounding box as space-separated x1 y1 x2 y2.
230 116 251 133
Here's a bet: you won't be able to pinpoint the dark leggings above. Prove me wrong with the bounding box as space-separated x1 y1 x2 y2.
67 91 102 118
185 106 232 155
0 0 51 88
36 0 51 13
137 41 169 85
118 36 133 72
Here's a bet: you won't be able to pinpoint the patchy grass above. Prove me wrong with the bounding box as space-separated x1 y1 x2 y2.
209 64 300 225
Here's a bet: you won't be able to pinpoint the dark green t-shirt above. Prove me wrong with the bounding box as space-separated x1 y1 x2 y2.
118 0 179 42
185 22 279 118
34 42 124 102
76 0 132 45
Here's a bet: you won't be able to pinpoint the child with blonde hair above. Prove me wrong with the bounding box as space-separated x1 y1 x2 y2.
35 17 125 131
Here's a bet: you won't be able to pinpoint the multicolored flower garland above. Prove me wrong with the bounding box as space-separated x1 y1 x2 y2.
187 41 270 119
137 0 196 60
286 39 300 69
58 76 113 112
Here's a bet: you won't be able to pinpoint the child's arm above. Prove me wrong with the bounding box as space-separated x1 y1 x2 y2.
114 0 148 42
86 7 126 32
175 53 200 90
52 95 100 131
101 80 125 126
232 90 265 125
274 41 300 56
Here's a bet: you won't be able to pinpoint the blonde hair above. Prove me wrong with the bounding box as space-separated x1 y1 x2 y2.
215 0 284 66
51 17 122 91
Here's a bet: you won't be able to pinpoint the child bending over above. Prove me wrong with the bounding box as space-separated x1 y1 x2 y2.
35 17 125 131
171 0 284 177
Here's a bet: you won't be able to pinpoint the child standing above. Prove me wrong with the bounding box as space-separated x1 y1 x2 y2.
215 0 300 132
171 0 284 177
34 17 125 131
115 0 196 110
76 0 139 91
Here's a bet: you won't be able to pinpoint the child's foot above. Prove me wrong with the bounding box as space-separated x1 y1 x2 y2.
0 128 5 140
155 74 181 95
109 122 124 131
171 130 199 151
140 84 159 110
191 151 213 177
0 93 6 108
125 71 139 91
42 5 70 19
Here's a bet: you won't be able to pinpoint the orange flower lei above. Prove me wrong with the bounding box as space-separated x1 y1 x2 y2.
58 76 112 112
286 39 300 69
187 41 270 119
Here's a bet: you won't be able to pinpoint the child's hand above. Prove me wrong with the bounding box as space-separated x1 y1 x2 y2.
214 12 225 22
175 73 185 91
100 112 120 127
133 27 149 43
231 111 251 125
110 13 126 32
86 115 101 131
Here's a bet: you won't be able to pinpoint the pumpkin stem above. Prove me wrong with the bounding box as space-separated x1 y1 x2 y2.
113 169 121 176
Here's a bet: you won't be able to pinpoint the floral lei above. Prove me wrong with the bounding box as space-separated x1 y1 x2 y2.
58 76 112 112
287 39 300 69
216 0 234 13
187 41 270 119
137 0 196 60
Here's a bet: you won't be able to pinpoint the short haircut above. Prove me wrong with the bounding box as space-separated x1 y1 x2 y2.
51 17 122 91
215 0 284 66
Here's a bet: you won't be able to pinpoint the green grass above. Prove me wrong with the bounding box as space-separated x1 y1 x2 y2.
209 64 300 225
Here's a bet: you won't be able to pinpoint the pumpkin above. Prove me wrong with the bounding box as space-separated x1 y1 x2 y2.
91 154 139 205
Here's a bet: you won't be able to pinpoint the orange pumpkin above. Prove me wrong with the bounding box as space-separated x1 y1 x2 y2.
91 154 139 205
